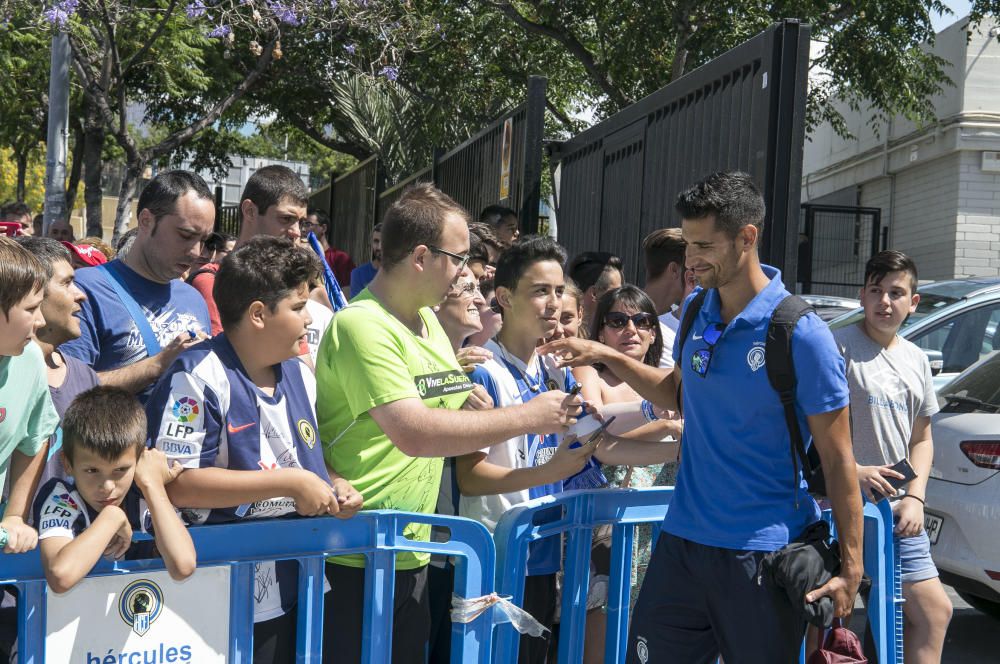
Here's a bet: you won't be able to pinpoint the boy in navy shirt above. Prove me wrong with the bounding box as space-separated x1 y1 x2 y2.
146 236 362 664
34 386 195 593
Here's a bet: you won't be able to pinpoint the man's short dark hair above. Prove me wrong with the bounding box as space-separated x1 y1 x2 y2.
15 237 71 280
494 235 567 293
674 171 765 237
479 205 517 228
137 170 214 223
568 251 623 293
864 250 918 292
307 208 330 228
380 184 471 270
0 236 47 319
643 228 686 280
241 165 308 216
0 201 31 221
62 386 145 464
214 236 320 330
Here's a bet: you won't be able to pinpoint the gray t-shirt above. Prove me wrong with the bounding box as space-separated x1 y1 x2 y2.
833 323 938 466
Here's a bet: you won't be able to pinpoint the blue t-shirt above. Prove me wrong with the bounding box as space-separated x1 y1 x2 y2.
61 260 211 400
145 334 328 622
665 265 849 552
466 341 577 576
349 263 377 298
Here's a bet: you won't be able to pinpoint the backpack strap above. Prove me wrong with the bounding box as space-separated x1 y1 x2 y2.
97 262 162 356
675 288 708 415
764 294 816 506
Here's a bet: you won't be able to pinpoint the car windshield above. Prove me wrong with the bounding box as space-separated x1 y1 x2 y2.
938 351 1000 413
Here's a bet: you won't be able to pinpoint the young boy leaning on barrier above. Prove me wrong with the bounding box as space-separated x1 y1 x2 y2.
145 236 362 664
0 237 60 554
33 386 196 593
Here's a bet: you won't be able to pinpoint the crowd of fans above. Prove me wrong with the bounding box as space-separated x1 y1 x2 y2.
0 167 951 664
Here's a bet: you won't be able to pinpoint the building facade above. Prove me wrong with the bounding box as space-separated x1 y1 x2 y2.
802 16 1000 293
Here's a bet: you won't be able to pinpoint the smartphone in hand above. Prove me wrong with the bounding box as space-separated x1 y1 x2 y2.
876 458 918 501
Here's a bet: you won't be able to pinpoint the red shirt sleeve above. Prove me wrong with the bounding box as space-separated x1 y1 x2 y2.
190 271 223 336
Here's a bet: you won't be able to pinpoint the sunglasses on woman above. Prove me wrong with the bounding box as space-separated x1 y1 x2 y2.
603 312 658 331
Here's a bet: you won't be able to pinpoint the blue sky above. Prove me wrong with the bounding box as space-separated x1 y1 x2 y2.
933 1 973 31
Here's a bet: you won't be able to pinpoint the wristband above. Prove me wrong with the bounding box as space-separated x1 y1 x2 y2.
902 494 925 505
641 399 659 422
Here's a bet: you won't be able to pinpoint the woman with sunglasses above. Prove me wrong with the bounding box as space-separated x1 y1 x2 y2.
570 285 682 662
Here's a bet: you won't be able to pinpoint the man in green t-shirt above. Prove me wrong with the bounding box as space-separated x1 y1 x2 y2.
317 184 582 664
0 238 60 554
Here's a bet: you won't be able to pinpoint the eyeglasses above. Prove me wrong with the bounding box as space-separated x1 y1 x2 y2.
448 282 481 298
603 312 658 331
428 245 471 271
690 323 725 377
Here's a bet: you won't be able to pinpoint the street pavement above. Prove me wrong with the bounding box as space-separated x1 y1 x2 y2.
940 583 996 663
851 582 996 662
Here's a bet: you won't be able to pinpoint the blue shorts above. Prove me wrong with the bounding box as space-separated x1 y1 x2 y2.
898 530 938 584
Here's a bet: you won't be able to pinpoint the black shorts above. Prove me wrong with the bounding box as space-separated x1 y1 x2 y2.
626 533 805 664
322 563 431 664
254 607 297 664
519 573 557 664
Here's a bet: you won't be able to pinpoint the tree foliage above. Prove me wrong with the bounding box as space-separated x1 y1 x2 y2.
0 0 431 240
398 1 1000 139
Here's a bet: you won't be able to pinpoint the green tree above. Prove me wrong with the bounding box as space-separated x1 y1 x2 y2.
0 0 429 242
0 20 49 201
470 1 1000 137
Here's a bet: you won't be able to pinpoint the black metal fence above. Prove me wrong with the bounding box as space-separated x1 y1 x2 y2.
215 205 240 237
315 76 547 264
799 204 882 297
551 19 811 287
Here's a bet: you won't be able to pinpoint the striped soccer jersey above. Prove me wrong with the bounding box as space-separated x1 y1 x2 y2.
146 334 328 622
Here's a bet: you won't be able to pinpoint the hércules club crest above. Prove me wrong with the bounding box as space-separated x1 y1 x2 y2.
118 579 164 636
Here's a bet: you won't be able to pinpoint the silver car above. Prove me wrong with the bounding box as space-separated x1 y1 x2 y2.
926 352 1000 618
829 277 1000 389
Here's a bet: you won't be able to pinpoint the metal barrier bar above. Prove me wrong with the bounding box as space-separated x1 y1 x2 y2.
0 510 495 664
493 488 673 664
493 488 900 664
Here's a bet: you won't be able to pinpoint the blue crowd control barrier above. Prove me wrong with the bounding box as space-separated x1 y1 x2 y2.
492 489 902 664
0 510 495 664
493 488 671 664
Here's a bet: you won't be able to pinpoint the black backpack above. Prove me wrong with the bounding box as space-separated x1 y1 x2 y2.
677 289 826 500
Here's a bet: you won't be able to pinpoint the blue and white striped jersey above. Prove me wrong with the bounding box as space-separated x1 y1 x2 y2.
146 334 328 622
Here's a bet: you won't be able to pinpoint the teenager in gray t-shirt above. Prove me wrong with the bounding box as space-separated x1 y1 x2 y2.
834 251 952 663
833 322 938 467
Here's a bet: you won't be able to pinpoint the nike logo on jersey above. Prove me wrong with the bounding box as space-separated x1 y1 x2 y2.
227 421 256 434
692 333 703 340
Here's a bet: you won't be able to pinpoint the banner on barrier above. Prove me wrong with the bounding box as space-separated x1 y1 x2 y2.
45 566 230 664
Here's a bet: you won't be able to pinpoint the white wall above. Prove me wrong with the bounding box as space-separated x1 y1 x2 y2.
956 151 1000 277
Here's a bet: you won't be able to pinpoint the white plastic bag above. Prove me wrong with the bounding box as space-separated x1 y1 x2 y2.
450 593 550 638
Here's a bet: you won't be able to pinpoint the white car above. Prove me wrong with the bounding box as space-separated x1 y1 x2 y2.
925 351 1000 618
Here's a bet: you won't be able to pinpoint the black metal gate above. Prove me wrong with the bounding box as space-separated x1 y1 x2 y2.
798 204 882 297
552 19 810 287
312 77 546 265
